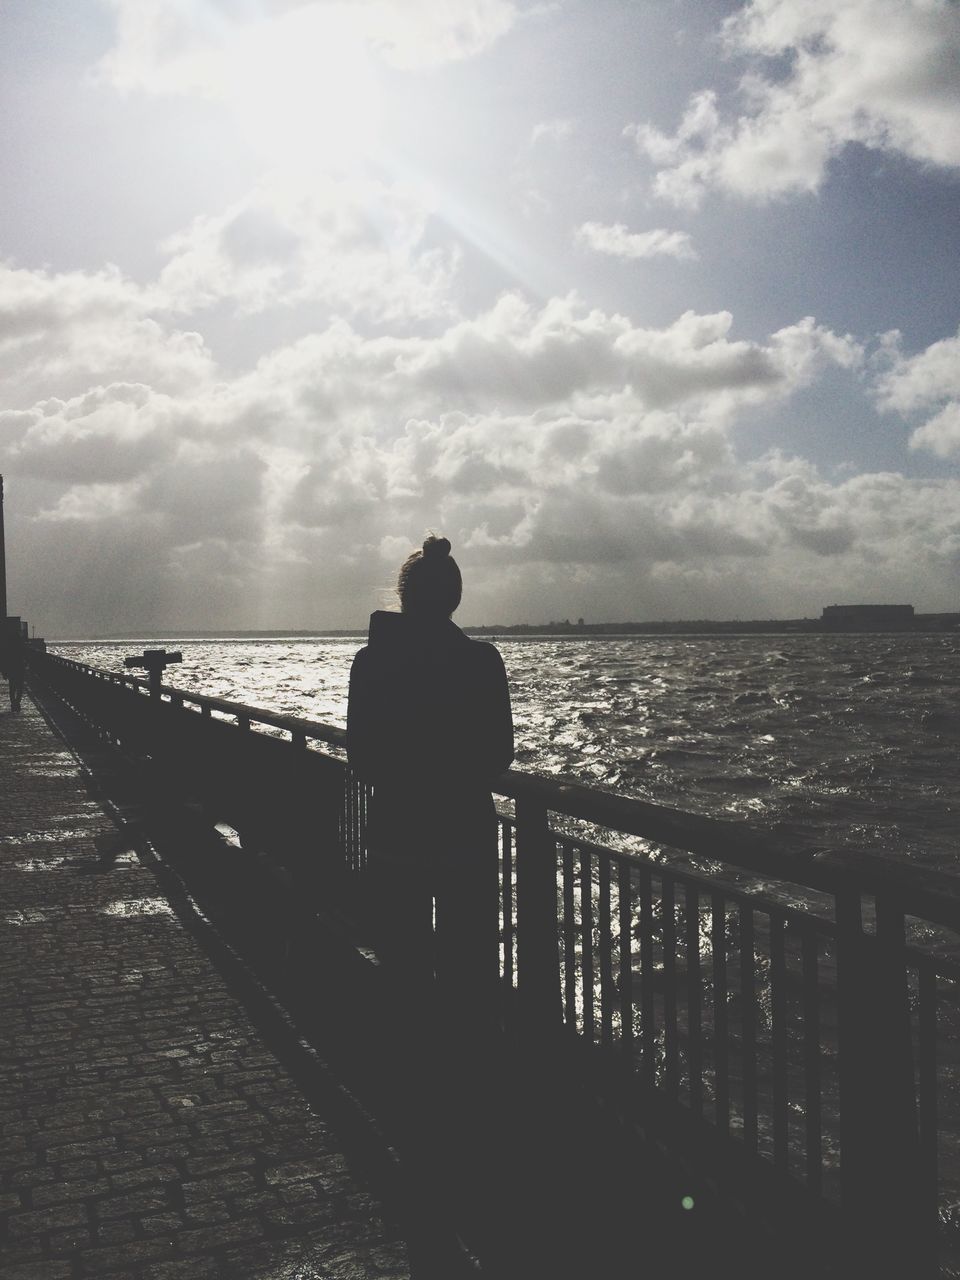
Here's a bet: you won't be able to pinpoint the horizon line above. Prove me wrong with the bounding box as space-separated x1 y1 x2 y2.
44 608 960 642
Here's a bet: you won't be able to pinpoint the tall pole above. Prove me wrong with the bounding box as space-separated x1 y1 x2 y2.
0 474 7 624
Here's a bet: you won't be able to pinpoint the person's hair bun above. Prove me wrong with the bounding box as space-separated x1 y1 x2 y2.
422 535 451 560
397 533 461 614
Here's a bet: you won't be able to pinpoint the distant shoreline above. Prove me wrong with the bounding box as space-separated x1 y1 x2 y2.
52 613 960 643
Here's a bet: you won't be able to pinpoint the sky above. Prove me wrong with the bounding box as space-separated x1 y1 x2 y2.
1 0 959 636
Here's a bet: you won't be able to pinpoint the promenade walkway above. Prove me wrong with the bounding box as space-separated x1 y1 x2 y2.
0 687 410 1280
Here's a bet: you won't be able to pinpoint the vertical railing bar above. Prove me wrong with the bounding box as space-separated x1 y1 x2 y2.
802 926 822 1195
580 846 595 1045
358 781 368 872
872 893 928 1273
740 905 758 1153
562 840 577 1029
662 876 678 1101
353 772 361 873
352 772 359 873
711 891 729 1134
344 771 352 871
770 910 789 1173
503 820 515 989
352 774 362 873
640 868 655 1092
513 797 563 1039
918 960 938 1243
599 857 614 1046
618 859 634 1062
686 883 703 1118
836 883 863 1223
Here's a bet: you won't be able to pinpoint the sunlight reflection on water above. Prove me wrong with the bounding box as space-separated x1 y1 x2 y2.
53 632 960 869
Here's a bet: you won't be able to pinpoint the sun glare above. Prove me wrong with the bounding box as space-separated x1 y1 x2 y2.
223 7 380 169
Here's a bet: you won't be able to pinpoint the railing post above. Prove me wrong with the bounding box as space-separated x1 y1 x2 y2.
514 795 562 1040
837 885 931 1276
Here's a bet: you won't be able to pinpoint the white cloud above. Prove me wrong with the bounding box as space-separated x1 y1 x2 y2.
627 0 960 206
576 222 697 262
8 384 175 483
874 328 960 415
96 0 523 95
873 327 960 458
230 295 859 432
530 118 575 146
909 404 960 459
7 287 917 633
0 262 213 407
359 0 521 70
156 175 459 321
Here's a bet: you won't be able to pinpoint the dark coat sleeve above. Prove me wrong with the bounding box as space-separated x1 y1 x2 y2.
346 647 378 781
474 644 514 779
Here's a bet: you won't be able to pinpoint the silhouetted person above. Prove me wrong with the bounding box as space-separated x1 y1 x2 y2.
2 627 25 715
347 535 513 1271
347 533 513 1023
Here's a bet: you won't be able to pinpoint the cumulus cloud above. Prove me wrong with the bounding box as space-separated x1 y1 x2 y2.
873 327 960 458
576 222 697 262
8 283 924 634
0 263 213 407
222 296 859 436
530 119 576 147
96 0 522 94
156 175 459 321
627 0 960 206
7 384 175 483
358 0 521 70
910 405 960 459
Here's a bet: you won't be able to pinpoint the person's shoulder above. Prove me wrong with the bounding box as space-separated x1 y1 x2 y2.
465 637 506 669
349 644 371 672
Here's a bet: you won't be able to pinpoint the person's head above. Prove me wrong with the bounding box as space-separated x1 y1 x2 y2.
397 535 462 618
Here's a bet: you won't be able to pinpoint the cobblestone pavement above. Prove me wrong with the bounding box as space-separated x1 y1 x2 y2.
0 687 410 1279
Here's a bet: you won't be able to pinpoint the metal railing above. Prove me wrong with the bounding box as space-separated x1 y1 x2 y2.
30 649 960 1275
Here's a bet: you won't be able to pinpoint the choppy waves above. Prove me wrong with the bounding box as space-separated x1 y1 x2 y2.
55 632 960 870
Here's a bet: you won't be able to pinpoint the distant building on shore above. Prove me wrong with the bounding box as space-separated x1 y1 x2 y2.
821 604 915 630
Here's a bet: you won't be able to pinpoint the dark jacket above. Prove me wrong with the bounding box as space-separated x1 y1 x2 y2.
1 632 25 678
347 611 514 853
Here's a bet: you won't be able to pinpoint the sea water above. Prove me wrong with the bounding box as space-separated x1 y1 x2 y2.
53 632 960 870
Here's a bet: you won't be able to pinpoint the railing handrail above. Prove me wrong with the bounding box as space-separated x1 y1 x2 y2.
37 650 960 930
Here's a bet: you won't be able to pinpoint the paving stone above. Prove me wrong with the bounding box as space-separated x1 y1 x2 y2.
182 1170 255 1203
53 1159 99 1181
183 1199 231 1225
264 1156 346 1187
97 1190 170 1220
184 1151 255 1177
140 1213 184 1236
1 1263 74 1280
8 1203 89 1239
175 1219 263 1253
96 1220 138 1245
77 1238 174 1271
100 1152 146 1172
109 1162 178 1190
32 1177 110 1207
143 1258 223 1279
49 1226 94 1252
266 1201 343 1230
